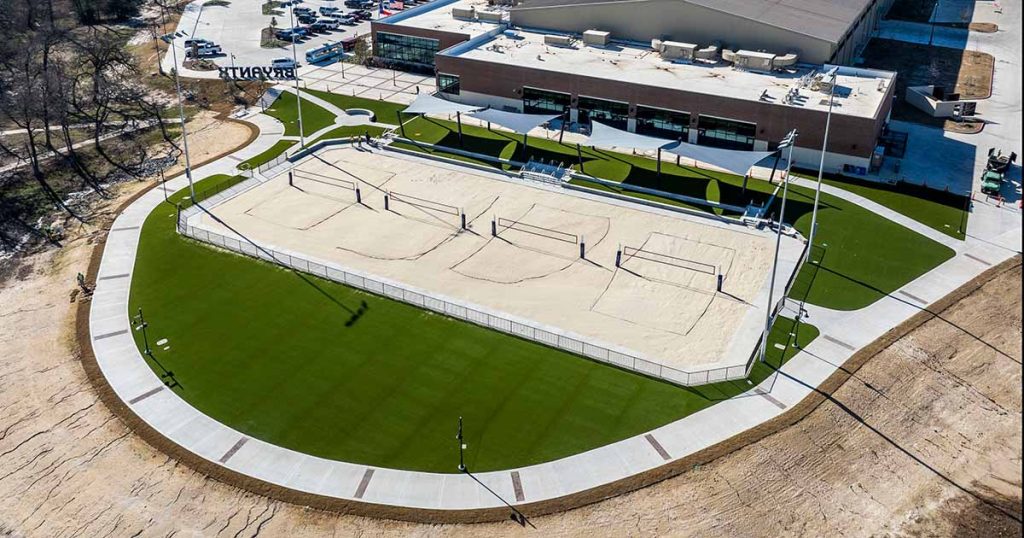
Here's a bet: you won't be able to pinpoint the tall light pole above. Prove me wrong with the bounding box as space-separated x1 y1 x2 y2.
288 9 305 146
806 66 838 260
760 129 798 363
162 34 196 201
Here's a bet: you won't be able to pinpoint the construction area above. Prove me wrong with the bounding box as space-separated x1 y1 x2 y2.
186 147 803 375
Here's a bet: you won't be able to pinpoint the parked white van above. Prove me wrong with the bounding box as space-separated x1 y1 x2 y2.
271 58 298 69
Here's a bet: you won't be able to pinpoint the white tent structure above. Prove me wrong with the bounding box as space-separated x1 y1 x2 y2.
469 108 562 149
399 93 484 141
401 93 483 115
584 121 780 184
587 120 679 151
663 140 776 177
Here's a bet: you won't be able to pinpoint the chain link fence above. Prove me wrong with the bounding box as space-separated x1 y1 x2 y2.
176 200 762 387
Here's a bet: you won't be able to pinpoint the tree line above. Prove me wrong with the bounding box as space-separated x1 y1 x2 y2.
0 0 179 249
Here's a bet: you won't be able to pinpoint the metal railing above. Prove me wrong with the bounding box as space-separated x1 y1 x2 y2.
175 200 754 388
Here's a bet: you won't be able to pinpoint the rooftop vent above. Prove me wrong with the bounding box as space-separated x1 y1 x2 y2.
660 40 698 61
545 34 573 47
733 50 775 72
452 6 476 19
583 29 610 47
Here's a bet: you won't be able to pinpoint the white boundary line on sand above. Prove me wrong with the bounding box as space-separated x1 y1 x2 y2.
88 106 1020 512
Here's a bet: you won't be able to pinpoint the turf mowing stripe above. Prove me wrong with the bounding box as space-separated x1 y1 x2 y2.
219 437 248 464
511 471 525 502
98 273 130 280
964 252 992 266
110 226 141 232
644 434 671 461
93 329 128 340
128 386 165 404
754 388 787 410
822 334 856 351
898 290 928 305
354 468 374 499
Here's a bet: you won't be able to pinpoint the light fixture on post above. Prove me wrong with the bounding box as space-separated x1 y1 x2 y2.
760 128 798 363
161 33 196 201
806 66 839 261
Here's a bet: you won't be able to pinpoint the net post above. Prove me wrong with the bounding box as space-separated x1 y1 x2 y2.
356 186 362 204
288 171 293 187
579 236 585 259
384 193 389 211
491 218 497 237
615 248 622 268
461 212 467 230
717 273 724 292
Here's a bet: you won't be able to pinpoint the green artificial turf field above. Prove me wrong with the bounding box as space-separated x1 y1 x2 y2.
129 174 817 473
264 92 336 137
239 140 297 170
780 182 955 310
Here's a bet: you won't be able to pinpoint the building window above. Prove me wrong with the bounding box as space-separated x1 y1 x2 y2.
696 115 757 150
522 87 570 115
438 73 460 95
635 106 690 140
376 32 439 67
577 96 629 129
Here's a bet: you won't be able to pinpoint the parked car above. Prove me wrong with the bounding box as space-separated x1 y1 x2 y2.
277 27 309 40
344 0 370 7
271 58 298 69
297 13 317 24
311 18 341 31
328 12 357 24
183 37 212 48
319 6 340 14
350 9 373 20
293 7 314 15
186 44 222 58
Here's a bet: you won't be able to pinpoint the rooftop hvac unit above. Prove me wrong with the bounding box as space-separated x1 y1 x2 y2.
694 43 720 61
583 29 610 46
721 49 737 63
477 9 504 22
651 39 664 52
545 34 573 47
452 6 476 19
660 40 698 61
811 73 834 93
774 52 798 69
732 50 775 72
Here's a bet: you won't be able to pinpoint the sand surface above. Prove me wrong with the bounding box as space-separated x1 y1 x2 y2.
195 148 799 371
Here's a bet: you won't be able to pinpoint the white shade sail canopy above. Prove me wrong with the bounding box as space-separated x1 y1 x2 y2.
663 141 776 177
585 121 777 176
468 108 561 135
402 93 483 115
586 120 679 151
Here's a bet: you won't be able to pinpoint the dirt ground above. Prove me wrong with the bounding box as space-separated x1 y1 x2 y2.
0 117 1021 537
860 39 994 132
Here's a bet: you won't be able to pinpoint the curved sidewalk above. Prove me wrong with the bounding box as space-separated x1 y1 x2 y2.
86 114 1021 519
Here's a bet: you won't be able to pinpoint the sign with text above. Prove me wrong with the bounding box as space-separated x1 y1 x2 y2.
218 66 296 81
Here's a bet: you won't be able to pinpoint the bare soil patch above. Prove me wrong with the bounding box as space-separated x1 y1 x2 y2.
969 22 998 33
860 38 993 132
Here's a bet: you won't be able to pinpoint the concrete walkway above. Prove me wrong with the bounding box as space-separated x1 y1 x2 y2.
87 3 1022 510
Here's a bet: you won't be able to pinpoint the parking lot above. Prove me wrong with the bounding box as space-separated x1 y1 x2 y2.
163 0 382 77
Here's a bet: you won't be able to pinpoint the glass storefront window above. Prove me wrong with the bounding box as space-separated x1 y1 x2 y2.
577 96 629 129
696 115 757 150
636 106 690 140
438 73 460 95
522 87 570 115
376 32 439 67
